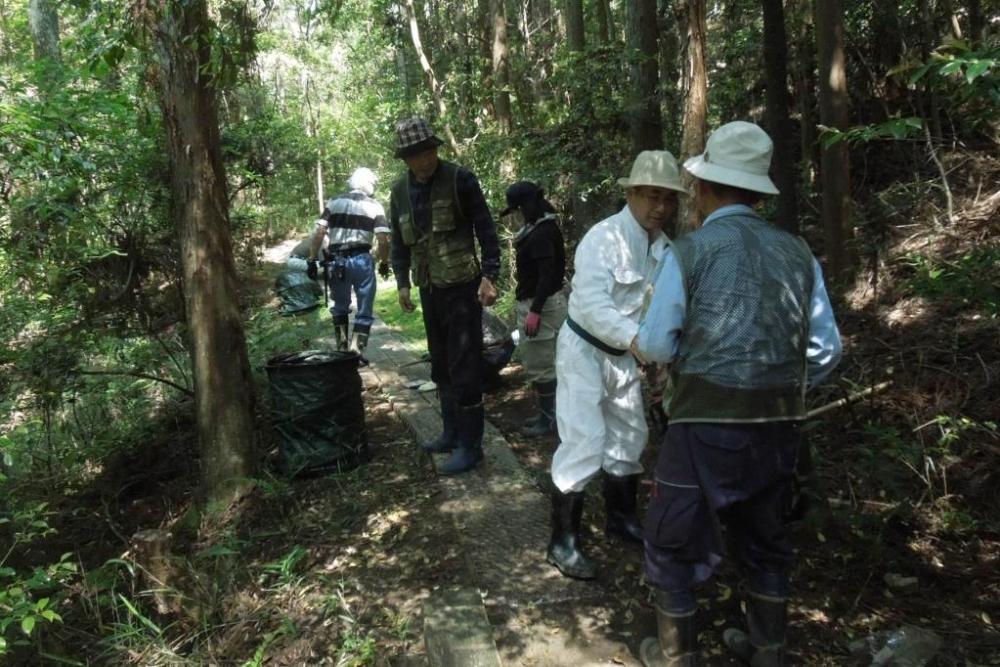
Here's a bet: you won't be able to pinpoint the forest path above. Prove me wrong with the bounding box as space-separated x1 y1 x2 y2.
357 321 647 665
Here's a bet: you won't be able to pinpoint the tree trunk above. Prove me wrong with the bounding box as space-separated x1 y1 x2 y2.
28 0 60 64
627 0 663 153
565 0 585 51
790 0 817 189
761 0 798 233
658 0 682 142
595 0 612 45
491 0 513 133
815 0 853 281
679 0 708 235
403 0 462 156
153 0 257 507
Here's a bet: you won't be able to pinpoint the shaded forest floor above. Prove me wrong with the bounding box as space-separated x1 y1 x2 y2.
9 156 1000 665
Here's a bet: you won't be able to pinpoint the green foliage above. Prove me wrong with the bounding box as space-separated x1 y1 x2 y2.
900 38 1000 136
0 506 76 657
903 246 1000 317
820 116 924 148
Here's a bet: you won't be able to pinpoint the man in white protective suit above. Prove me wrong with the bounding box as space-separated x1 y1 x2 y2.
546 151 686 580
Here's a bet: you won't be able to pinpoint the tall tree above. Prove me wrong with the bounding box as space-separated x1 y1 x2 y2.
402 0 461 155
761 0 798 232
151 0 257 507
28 0 60 64
815 0 853 280
627 0 663 153
491 0 513 132
565 0 585 51
678 0 708 234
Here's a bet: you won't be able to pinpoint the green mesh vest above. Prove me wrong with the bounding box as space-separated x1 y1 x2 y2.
390 161 480 289
668 212 815 423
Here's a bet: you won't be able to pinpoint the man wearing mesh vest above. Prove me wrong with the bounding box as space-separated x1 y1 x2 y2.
633 122 842 667
389 117 501 475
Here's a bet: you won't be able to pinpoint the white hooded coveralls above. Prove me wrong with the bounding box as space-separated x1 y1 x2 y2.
552 205 667 493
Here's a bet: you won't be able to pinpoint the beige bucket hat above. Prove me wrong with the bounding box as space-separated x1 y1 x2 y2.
617 150 687 193
683 121 779 195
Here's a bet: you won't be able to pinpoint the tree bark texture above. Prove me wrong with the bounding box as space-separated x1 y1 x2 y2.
491 0 513 133
28 0 61 64
153 0 257 506
403 0 462 156
761 0 798 233
679 0 708 235
815 0 854 280
565 0 585 51
627 0 663 153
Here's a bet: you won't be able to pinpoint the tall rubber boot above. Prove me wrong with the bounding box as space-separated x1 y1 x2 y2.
603 472 644 543
639 591 699 666
332 315 349 352
353 323 371 366
523 380 557 438
422 388 458 453
438 402 484 475
723 588 788 667
546 487 597 580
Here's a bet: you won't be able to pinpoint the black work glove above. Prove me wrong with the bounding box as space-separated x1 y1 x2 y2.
306 260 319 280
377 261 391 280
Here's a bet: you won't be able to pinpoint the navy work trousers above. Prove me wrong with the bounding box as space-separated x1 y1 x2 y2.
419 280 483 408
643 422 799 602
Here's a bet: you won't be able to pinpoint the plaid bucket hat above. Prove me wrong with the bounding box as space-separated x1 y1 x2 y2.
394 117 444 158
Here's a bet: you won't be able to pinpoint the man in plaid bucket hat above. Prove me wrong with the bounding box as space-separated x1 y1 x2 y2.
388 117 502 475
633 121 843 666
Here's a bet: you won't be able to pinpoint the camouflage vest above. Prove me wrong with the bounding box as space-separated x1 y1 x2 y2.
668 212 815 423
391 161 480 289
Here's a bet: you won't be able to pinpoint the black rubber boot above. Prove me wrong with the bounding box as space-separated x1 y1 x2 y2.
639 593 699 666
523 380 557 438
546 487 597 580
603 472 644 544
438 403 484 475
333 315 350 352
353 323 371 366
722 589 788 667
422 388 459 453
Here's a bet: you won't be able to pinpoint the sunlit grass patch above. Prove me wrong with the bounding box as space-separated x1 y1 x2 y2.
373 276 426 355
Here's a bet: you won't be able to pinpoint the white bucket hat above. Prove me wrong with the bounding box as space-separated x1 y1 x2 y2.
617 150 687 193
683 121 779 195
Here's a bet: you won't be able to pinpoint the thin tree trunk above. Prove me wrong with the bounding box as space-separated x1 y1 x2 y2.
761 0 798 233
28 0 60 64
152 0 257 507
658 0 682 142
792 0 817 190
627 0 663 153
679 0 708 235
491 0 513 133
816 0 853 280
403 0 462 156
595 0 612 45
565 0 585 51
